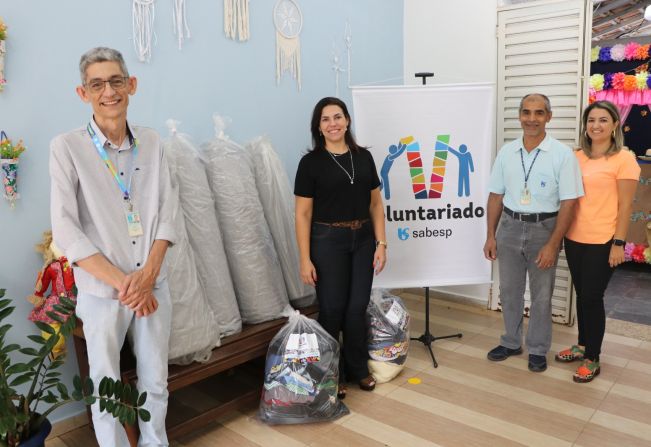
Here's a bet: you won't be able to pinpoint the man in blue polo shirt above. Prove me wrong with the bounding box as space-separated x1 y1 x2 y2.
483 93 583 372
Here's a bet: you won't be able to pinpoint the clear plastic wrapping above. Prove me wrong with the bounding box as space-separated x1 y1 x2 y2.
202 116 291 324
164 146 222 364
163 120 242 336
366 289 411 383
259 311 349 425
246 136 315 307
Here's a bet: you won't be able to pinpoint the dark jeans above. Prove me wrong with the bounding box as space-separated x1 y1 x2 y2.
310 221 375 383
564 238 615 362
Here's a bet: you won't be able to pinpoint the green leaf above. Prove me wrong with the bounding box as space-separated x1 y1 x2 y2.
57 382 69 400
6 363 31 374
60 296 77 309
83 377 94 395
0 323 11 338
46 371 62 378
106 399 115 413
126 408 136 426
111 402 120 418
27 334 47 344
9 373 34 387
71 390 83 401
44 378 61 385
19 347 39 356
34 321 56 335
46 311 65 324
137 391 147 407
73 375 82 391
123 383 132 403
99 398 106 412
130 387 139 406
84 395 96 405
114 381 123 399
138 409 151 422
2 343 20 354
42 392 58 404
0 305 15 321
106 378 115 398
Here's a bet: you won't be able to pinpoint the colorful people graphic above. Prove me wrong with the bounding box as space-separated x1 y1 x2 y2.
447 144 474 197
380 141 407 200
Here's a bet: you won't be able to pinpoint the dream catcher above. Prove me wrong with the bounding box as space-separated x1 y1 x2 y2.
273 0 302 91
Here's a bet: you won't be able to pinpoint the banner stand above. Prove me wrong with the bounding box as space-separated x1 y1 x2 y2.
410 286 462 368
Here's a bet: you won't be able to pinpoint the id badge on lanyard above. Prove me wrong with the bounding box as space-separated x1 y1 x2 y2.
87 123 143 237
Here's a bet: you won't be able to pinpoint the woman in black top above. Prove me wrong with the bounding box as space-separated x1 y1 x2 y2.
294 97 387 398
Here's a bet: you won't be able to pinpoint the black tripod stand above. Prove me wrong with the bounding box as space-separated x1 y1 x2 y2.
410 287 463 368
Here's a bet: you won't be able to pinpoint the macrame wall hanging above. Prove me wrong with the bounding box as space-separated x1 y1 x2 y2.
273 0 302 91
224 0 250 41
133 0 156 62
173 0 191 49
0 17 7 92
344 21 352 86
331 44 344 98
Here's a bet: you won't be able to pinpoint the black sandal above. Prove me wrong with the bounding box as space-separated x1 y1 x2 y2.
359 375 376 391
337 384 347 399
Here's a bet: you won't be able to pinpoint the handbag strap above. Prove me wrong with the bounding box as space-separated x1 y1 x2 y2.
0 131 7 142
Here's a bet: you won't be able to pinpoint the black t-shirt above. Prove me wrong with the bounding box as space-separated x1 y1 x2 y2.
294 148 381 222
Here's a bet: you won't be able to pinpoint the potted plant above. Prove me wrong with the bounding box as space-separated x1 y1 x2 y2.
0 132 25 208
0 288 150 447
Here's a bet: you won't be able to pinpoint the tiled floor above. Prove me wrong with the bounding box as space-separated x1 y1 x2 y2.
47 291 651 447
604 263 651 325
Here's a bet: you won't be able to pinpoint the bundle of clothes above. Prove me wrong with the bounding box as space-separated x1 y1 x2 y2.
366 289 411 383
259 311 348 425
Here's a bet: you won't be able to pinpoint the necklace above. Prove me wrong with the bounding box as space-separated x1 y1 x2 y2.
327 148 355 184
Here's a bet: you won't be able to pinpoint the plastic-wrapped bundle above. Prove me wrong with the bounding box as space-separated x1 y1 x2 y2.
259 311 348 425
366 289 410 383
202 115 292 324
165 152 222 365
163 120 242 337
246 136 315 307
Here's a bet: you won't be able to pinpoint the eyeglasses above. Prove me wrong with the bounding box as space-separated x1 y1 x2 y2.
85 76 129 93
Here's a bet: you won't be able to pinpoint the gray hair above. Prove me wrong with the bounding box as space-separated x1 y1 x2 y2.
519 93 552 114
79 47 129 84
579 100 625 158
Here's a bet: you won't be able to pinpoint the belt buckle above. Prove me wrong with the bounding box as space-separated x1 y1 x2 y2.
518 213 530 222
350 220 362 230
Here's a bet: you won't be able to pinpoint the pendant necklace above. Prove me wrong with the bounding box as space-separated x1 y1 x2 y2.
327 147 355 184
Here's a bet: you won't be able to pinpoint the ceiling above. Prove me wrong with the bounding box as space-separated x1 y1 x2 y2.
592 0 651 42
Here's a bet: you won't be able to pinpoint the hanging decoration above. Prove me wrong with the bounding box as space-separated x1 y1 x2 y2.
224 0 250 41
589 71 651 105
274 0 302 91
0 17 7 92
172 0 191 49
0 131 26 209
331 42 344 98
344 21 352 86
591 42 651 63
132 0 156 63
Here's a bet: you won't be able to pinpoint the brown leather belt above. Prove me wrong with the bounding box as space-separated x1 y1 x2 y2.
314 219 369 230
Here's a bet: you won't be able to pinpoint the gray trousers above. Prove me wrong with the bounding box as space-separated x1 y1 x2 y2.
496 213 558 356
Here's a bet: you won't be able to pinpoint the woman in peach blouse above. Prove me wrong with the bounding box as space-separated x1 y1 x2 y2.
556 101 640 383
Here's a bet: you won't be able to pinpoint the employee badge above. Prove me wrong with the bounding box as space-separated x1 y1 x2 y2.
520 185 531 205
126 210 144 237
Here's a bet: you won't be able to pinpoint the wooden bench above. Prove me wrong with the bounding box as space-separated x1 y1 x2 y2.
72 304 318 443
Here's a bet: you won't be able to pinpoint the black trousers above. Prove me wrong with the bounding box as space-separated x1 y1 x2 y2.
564 238 615 362
310 221 375 383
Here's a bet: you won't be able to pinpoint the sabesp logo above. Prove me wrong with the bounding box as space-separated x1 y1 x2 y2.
397 227 410 241
379 135 475 200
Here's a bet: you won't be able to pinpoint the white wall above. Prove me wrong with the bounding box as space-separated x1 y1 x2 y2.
404 0 498 302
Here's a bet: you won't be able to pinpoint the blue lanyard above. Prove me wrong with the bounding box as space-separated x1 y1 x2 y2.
519 148 541 187
87 123 139 203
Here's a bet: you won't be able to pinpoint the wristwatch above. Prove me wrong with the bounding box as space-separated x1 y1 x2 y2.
376 240 388 249
613 238 625 246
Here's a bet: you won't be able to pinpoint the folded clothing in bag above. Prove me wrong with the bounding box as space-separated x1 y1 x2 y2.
366 289 411 383
259 311 348 425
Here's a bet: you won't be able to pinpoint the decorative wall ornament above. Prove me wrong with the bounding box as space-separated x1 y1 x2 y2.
344 21 352 86
0 17 7 92
132 0 156 62
224 0 250 41
273 0 302 91
173 0 191 49
0 131 26 209
331 43 344 98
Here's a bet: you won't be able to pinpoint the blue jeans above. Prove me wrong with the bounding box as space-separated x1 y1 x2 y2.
496 213 558 356
310 221 375 382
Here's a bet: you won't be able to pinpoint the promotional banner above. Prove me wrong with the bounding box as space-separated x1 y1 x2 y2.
352 84 494 288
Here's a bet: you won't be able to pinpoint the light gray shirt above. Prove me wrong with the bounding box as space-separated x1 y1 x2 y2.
50 119 176 299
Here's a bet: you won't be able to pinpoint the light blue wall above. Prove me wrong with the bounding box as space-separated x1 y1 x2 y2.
0 1 403 423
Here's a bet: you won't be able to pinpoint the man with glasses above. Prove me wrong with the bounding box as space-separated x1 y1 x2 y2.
483 93 583 373
50 47 175 447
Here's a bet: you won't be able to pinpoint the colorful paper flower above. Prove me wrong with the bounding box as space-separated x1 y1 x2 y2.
610 44 626 62
631 244 646 263
636 72 649 90
590 73 605 91
624 75 637 91
0 17 7 41
598 47 612 62
624 242 635 262
625 42 640 60
603 72 614 89
591 46 600 62
634 44 650 60
612 72 626 90
648 75 651 89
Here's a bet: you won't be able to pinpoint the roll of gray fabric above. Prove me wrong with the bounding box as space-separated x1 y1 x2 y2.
165 148 222 364
202 119 292 324
163 121 242 337
246 136 315 307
